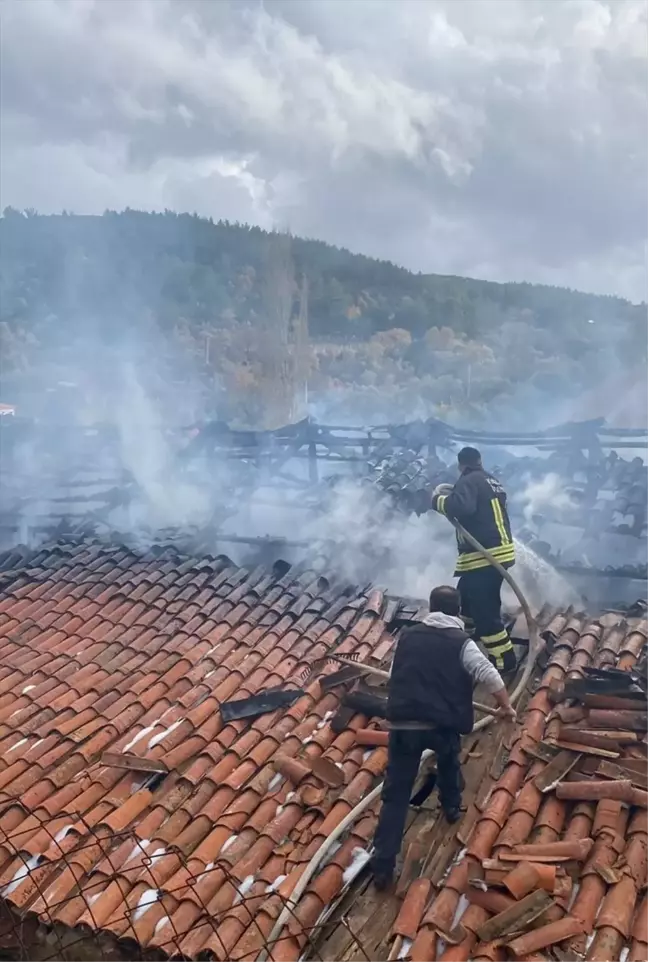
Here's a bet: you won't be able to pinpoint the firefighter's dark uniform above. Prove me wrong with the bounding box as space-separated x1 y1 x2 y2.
432 468 517 672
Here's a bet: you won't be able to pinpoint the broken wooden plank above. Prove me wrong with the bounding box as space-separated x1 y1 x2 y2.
476 890 554 943
456 803 479 846
101 751 168 774
424 831 462 884
579 693 647 711
396 841 425 899
533 750 582 792
615 757 648 775
564 770 595 783
554 740 619 759
596 759 648 789
387 936 404 962
497 852 571 864
522 741 561 763
563 679 630 700
560 727 634 749
320 665 367 690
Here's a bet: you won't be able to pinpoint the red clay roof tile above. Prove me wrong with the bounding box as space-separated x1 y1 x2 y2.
381 604 646 962
0 541 645 961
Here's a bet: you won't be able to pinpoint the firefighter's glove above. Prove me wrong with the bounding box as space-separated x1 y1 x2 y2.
432 483 454 499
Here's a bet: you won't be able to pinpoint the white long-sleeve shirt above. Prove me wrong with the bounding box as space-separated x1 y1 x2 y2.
423 612 505 695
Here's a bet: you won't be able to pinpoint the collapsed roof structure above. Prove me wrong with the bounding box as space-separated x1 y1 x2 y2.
0 414 646 959
1 415 646 605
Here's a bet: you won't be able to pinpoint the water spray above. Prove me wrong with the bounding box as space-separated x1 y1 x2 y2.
449 517 543 704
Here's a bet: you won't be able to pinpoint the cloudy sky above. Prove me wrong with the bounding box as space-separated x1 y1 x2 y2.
1 0 646 301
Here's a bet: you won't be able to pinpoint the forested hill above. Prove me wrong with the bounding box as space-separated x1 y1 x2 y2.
1 208 643 340
0 208 645 427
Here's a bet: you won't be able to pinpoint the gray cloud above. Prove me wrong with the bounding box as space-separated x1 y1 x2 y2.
1 0 646 300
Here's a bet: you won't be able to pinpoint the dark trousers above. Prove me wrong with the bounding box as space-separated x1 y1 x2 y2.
458 567 515 670
372 728 462 876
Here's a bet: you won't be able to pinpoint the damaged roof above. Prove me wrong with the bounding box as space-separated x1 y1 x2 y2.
369 447 647 568
318 609 648 962
0 536 646 962
0 537 397 960
1 416 646 588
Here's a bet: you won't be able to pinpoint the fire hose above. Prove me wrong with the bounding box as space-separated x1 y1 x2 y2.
257 520 542 962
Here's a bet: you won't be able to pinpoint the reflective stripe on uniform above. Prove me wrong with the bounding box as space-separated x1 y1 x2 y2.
491 498 510 545
436 495 447 516
454 543 516 572
481 629 514 660
492 651 509 670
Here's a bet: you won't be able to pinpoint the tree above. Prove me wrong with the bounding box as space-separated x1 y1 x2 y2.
0 209 644 427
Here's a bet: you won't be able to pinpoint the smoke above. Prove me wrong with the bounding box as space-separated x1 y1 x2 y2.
114 363 211 529
0 212 645 621
513 472 577 525
295 474 582 609
572 366 648 429
0 345 637 613
302 479 459 597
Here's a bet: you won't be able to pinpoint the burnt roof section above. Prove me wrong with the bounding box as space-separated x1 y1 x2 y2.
0 534 645 960
1 416 646 591
316 610 648 962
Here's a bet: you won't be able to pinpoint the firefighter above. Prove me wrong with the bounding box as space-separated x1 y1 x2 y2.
371 584 516 891
431 446 517 674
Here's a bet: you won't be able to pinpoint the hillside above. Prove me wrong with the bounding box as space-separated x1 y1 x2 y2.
0 209 645 427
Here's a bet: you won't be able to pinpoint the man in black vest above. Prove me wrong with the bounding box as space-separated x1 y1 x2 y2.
371 585 516 890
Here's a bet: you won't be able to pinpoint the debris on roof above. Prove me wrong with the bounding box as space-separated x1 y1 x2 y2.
1 417 646 596
0 533 645 960
318 608 648 962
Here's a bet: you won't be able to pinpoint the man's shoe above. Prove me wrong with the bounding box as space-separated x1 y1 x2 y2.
371 857 395 892
444 808 462 824
373 872 394 892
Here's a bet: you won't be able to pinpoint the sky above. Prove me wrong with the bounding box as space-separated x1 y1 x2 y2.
1 0 647 302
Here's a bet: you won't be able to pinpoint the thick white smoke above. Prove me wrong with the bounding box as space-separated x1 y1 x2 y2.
513 472 577 525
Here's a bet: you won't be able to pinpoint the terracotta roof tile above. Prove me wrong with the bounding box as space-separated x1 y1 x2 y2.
1 540 645 961
361 604 646 962
0 537 397 959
